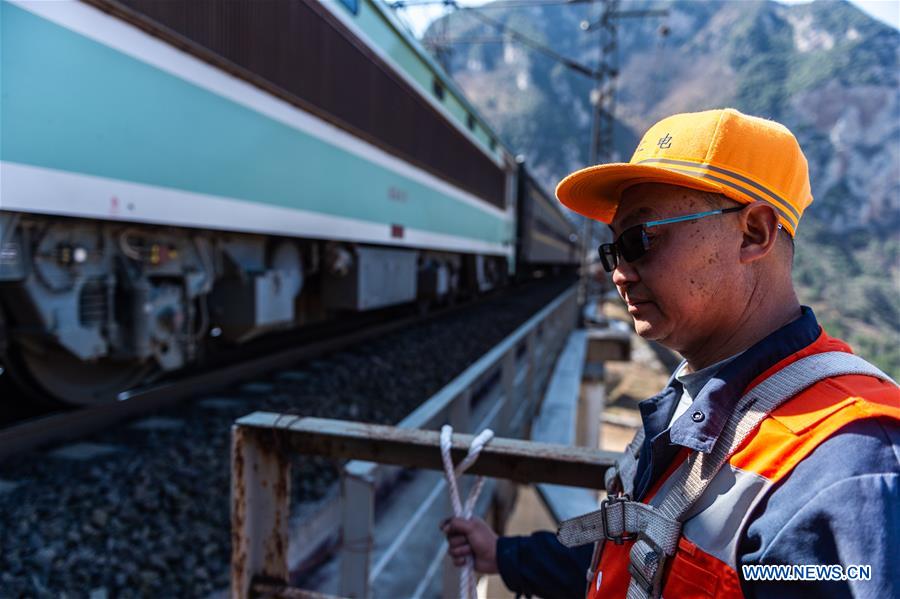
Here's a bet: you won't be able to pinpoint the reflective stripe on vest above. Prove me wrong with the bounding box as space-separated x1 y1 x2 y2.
586 341 900 599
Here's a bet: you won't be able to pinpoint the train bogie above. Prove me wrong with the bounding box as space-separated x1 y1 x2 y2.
0 213 215 403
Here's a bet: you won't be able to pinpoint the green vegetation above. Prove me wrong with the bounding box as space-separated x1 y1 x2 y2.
794 222 900 379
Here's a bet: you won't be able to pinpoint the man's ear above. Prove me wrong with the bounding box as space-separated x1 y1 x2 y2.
739 202 779 264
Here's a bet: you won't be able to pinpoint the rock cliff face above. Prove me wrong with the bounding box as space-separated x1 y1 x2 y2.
792 80 900 232
426 0 900 375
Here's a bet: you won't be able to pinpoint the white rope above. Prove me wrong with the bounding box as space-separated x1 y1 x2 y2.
440 425 494 599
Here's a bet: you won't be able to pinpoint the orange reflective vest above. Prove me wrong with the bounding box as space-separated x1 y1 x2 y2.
586 332 900 599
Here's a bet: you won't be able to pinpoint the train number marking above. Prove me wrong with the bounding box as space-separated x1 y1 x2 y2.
388 186 408 203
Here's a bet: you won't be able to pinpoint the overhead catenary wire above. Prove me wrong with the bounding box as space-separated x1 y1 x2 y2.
394 0 603 79
459 5 608 79
391 0 593 9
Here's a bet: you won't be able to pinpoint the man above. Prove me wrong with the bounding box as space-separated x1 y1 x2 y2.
442 108 899 598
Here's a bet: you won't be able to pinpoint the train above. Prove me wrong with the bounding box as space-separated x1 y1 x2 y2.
0 0 580 406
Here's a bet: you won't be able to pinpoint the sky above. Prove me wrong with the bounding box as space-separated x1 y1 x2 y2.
780 0 899 28
395 0 900 37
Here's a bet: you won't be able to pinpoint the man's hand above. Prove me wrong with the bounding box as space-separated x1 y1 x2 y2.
440 516 499 574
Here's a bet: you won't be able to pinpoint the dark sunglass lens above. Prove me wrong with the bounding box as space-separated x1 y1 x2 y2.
598 244 617 272
617 226 648 263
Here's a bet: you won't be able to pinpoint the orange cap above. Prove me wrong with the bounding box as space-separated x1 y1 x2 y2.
555 108 813 235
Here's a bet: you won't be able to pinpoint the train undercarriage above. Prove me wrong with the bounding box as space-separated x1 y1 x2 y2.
0 212 509 406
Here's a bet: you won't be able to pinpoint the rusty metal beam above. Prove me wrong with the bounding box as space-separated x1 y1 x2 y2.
235 413 618 490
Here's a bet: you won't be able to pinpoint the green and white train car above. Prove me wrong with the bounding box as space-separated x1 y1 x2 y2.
0 0 577 404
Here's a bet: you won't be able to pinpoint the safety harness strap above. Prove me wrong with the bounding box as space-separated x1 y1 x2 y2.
557 497 680 551
605 425 645 497
585 423 645 585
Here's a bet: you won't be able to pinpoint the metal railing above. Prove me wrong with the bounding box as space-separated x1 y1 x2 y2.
230 285 620 598
231 419 619 599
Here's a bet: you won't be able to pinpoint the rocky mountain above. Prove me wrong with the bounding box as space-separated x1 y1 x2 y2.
423 0 900 376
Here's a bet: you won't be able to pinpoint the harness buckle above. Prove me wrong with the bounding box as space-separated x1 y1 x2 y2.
600 493 637 545
628 560 659 595
628 534 667 596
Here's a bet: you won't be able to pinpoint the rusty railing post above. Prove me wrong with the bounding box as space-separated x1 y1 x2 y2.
231 425 291 599
340 461 375 599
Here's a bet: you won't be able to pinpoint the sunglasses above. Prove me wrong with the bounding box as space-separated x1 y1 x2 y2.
598 206 746 272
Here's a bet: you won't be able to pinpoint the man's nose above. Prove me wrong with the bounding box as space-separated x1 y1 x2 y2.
611 258 640 286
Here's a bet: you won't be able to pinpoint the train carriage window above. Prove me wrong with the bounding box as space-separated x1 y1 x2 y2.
467 114 476 130
432 79 445 100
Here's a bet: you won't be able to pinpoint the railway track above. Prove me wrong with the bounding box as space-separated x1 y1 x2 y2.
0 316 409 462
0 281 555 462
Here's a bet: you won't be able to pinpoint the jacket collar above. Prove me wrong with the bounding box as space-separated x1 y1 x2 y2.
645 306 822 454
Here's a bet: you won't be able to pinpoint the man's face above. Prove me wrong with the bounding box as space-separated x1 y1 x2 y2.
609 183 743 353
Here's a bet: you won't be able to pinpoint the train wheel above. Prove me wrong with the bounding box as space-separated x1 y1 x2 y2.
10 344 153 407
